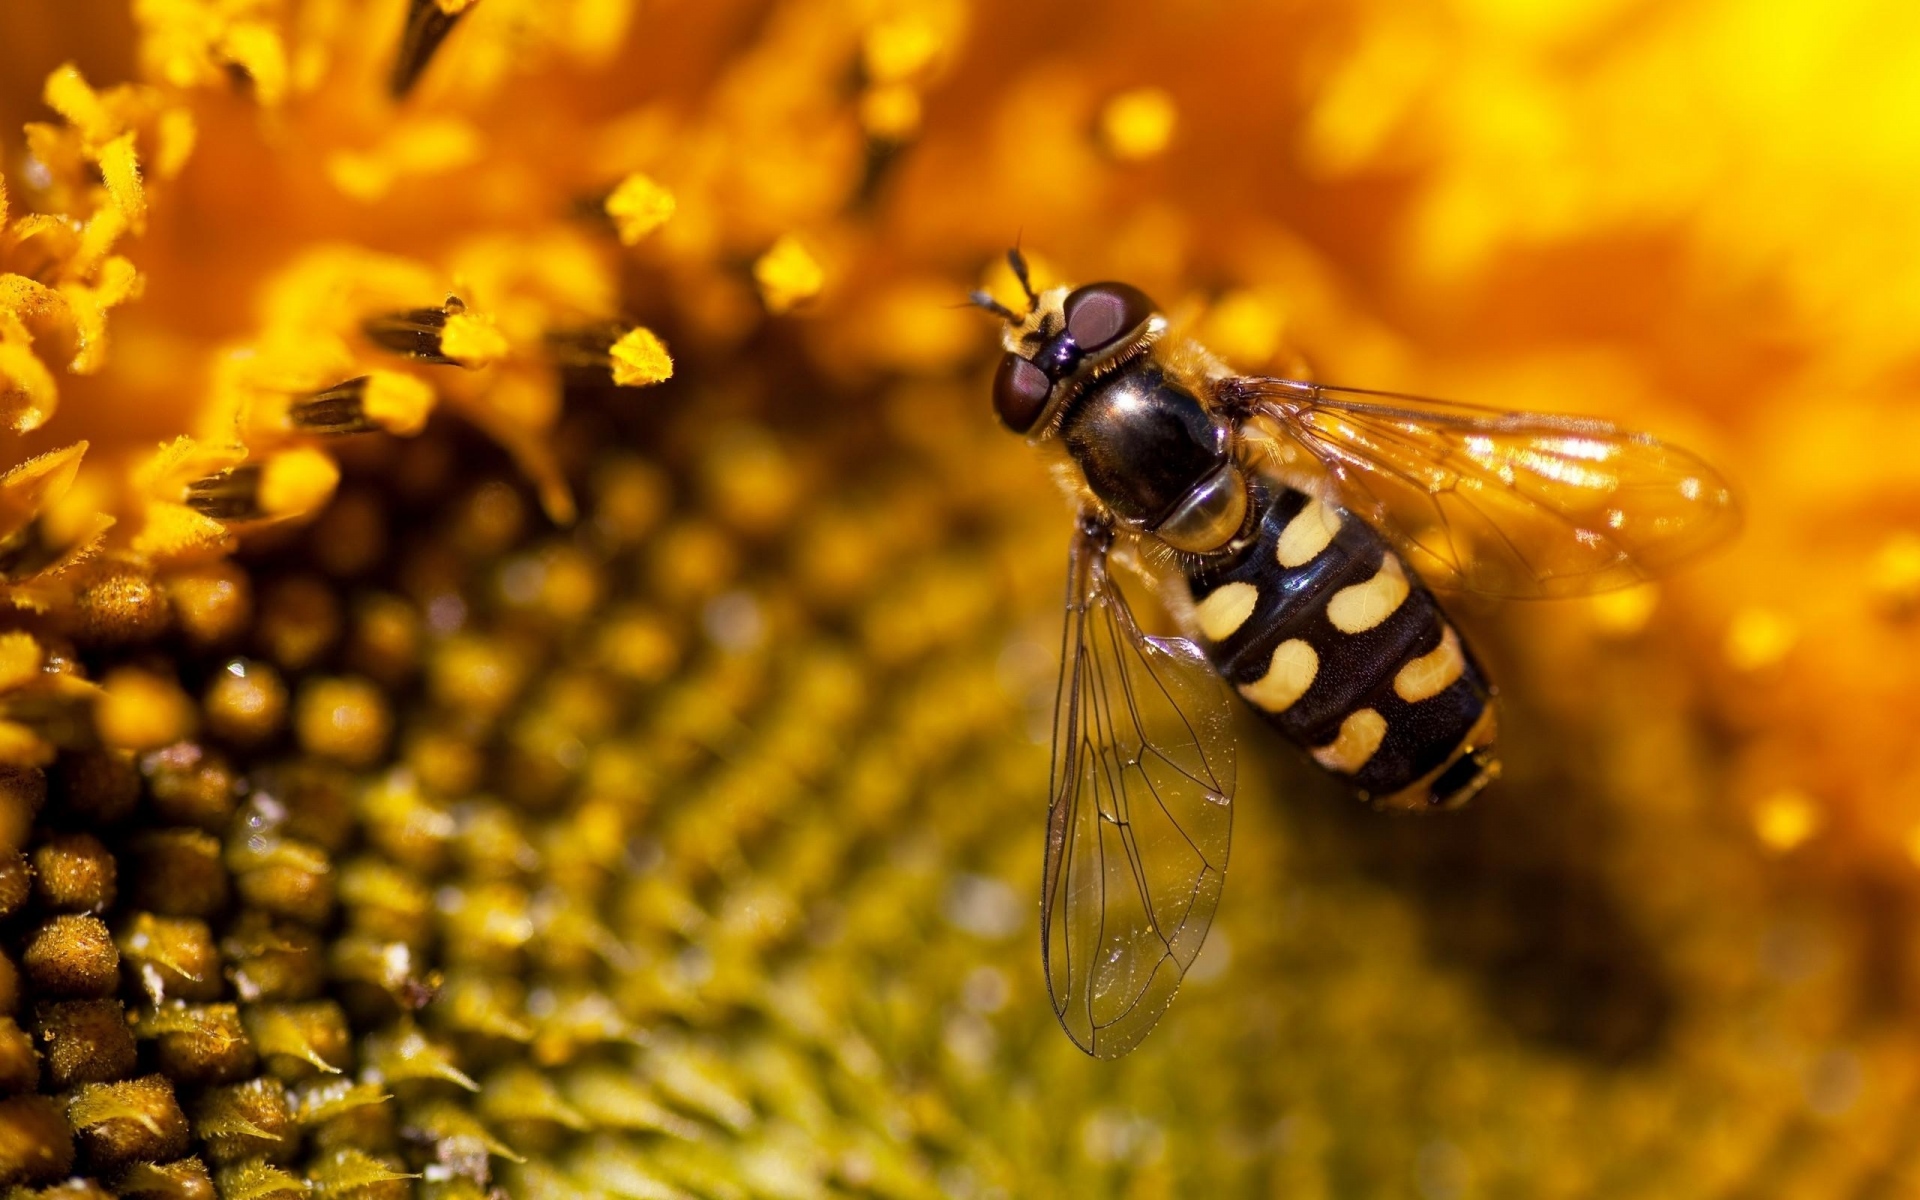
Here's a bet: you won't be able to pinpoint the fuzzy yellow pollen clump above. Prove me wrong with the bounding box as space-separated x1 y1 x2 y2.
754 235 824 315
439 311 510 369
1101 86 1178 161
608 328 673 387
257 448 340 521
603 174 676 245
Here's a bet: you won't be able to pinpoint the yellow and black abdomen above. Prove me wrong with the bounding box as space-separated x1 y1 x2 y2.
1185 485 1500 809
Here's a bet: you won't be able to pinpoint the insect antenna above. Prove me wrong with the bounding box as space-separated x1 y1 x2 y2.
966 289 1022 322
1006 245 1039 312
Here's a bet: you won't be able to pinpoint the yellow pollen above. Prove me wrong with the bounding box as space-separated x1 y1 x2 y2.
1194 582 1258 641
1394 626 1465 703
96 668 197 751
220 21 290 106
1277 496 1341 567
1200 290 1288 366
609 328 674 387
1754 789 1821 853
1871 531 1920 611
1589 584 1659 637
863 18 942 84
755 235 826 315
1100 87 1179 161
1239 639 1318 712
258 448 341 520
0 633 43 693
604 173 676 246
1311 709 1388 774
360 371 436 436
860 85 924 141
1724 607 1797 671
440 311 510 369
1327 555 1409 634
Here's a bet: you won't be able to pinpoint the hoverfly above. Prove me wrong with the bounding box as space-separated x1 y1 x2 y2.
974 251 1738 1058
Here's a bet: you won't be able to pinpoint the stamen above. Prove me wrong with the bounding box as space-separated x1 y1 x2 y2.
391 0 480 99
546 325 674 387
362 297 505 369
185 450 340 523
363 301 460 365
289 373 435 437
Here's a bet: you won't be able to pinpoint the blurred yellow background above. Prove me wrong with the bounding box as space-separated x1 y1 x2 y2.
3 0 1920 1196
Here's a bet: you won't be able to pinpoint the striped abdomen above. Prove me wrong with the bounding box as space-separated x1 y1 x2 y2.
1184 486 1499 809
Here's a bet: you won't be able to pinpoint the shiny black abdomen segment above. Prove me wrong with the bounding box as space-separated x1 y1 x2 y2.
1185 485 1493 802
1060 364 1227 527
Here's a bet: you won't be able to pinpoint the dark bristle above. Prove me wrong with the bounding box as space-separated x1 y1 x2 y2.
391 0 474 99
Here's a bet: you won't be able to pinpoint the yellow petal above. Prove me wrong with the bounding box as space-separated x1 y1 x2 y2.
132 502 233 562
0 443 88 540
42 64 115 144
0 343 58 433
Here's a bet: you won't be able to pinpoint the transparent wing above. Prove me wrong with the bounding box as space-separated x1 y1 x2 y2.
1042 515 1236 1059
1226 377 1741 598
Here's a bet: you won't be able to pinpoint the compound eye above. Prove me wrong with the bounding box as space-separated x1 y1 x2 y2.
993 353 1054 433
1063 282 1157 353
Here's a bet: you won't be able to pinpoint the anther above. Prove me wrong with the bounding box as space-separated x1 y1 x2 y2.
391 0 480 99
